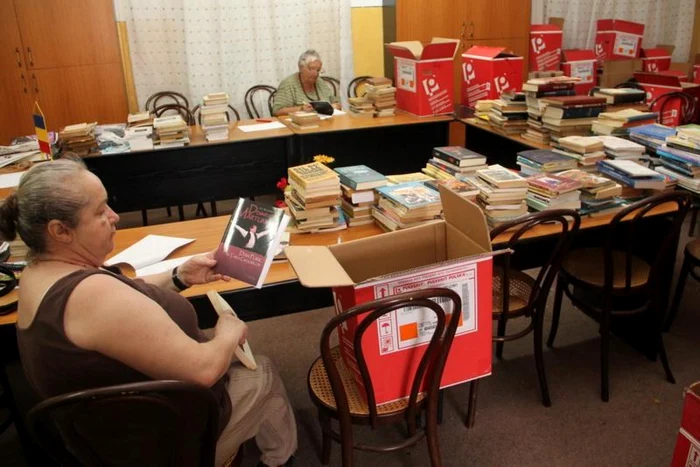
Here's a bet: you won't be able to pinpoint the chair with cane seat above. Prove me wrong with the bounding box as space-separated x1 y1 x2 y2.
244 85 277 118
321 76 341 97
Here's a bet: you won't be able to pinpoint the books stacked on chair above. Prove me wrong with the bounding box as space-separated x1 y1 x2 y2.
127 111 154 128
153 115 190 148
628 123 676 153
334 165 387 226
201 92 230 142
286 162 344 232
59 122 98 156
591 109 658 137
489 91 528 135
473 164 529 227
557 169 625 216
654 125 700 194
516 148 578 176
423 146 488 181
525 173 582 211
597 159 667 192
348 97 376 118
540 96 607 142
372 182 442 231
289 111 321 130
522 77 577 146
551 136 606 171
597 135 646 161
364 77 397 117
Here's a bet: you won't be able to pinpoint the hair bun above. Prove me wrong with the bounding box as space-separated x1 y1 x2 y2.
0 193 19 241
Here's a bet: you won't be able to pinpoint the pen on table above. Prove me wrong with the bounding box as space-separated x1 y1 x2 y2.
256 119 272 123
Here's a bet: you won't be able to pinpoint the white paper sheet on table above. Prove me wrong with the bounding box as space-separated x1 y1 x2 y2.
105 235 195 270
237 121 287 132
319 109 346 120
0 171 27 189
135 255 195 277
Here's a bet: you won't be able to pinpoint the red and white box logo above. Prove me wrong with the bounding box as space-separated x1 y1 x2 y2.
461 46 523 108
529 24 563 71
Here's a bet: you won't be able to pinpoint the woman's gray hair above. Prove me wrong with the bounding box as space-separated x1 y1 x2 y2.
298 49 322 68
0 157 91 255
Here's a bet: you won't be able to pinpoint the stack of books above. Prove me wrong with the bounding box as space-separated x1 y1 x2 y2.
348 97 376 118
597 159 667 191
592 88 647 106
386 172 434 184
124 126 153 152
422 146 488 181
489 91 528 135
516 148 578 176
474 100 497 121
521 77 578 145
591 109 658 136
597 135 646 160
289 111 321 130
334 165 387 226
525 173 582 211
557 169 624 216
540 95 607 142
286 162 344 232
655 125 700 194
201 92 230 142
372 182 442 231
628 123 676 153
364 77 397 117
473 164 529 227
127 111 154 128
552 136 606 171
153 115 190 148
59 122 98 156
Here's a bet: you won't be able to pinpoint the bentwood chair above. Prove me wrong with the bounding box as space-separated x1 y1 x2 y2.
192 104 241 125
244 85 277 118
145 91 190 113
664 238 700 331
154 103 196 126
347 76 372 98
547 192 692 402
321 76 341 97
650 91 697 125
465 210 580 427
26 380 243 467
308 289 462 467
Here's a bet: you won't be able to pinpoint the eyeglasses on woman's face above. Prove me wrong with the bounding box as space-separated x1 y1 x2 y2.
305 64 325 75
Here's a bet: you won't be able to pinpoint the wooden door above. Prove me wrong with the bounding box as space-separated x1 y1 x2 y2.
14 0 121 69
31 63 128 131
468 0 531 40
0 0 35 144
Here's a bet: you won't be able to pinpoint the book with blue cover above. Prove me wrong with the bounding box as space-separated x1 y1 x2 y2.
376 182 441 210
517 149 577 169
627 124 676 140
334 165 387 191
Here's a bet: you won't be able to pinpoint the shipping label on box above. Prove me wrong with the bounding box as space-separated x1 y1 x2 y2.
641 48 672 72
595 19 645 63
462 46 523 108
530 24 563 71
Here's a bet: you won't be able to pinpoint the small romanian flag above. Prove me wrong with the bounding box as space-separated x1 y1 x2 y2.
33 102 52 160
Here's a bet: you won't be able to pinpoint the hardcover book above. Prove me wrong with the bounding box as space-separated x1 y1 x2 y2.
527 173 582 195
376 182 441 209
334 165 387 190
214 199 290 288
476 164 528 188
432 146 487 167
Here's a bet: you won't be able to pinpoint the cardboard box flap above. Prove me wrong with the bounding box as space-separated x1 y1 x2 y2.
641 48 672 59
463 45 518 60
635 71 682 86
549 17 565 29
422 37 460 60
531 24 562 33
386 41 424 60
657 44 675 55
562 49 596 62
439 185 492 252
285 246 355 288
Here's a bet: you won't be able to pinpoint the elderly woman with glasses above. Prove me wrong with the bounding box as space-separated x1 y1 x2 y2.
272 49 340 116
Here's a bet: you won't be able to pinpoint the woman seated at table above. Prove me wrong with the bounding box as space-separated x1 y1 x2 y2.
273 49 341 116
1 158 296 467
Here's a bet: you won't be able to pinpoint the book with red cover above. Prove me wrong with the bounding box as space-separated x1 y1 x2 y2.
539 96 608 107
527 173 583 195
214 199 290 288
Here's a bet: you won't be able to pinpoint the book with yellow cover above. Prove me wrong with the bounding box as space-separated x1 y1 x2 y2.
288 162 338 189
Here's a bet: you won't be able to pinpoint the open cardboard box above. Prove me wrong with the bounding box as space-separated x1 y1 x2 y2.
598 58 643 88
286 187 495 404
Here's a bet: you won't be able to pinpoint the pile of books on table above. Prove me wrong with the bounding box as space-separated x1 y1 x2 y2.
348 97 376 118
516 148 578 176
598 135 646 161
424 178 480 201
474 100 497 121
526 173 582 211
473 164 529 227
364 77 397 117
489 91 528 135
153 115 190 148
552 136 606 171
592 88 647 106
386 172 434 184
201 92 231 142
127 111 154 128
557 169 624 216
289 111 321 130
422 146 488 180
125 111 154 151
334 165 387 226
372 182 442 231
521 76 578 145
628 123 676 153
540 95 607 142
59 122 98 156
591 109 658 136
286 162 345 232
597 159 667 192
655 125 700 194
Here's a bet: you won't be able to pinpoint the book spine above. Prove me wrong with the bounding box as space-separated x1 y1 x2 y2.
528 83 575 92
657 149 700 167
535 89 576 98
555 106 605 119
337 174 359 190
432 150 462 167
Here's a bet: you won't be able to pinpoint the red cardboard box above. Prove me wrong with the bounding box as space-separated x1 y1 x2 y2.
694 65 700 84
385 38 460 117
634 72 700 126
530 24 563 71
286 188 494 404
595 19 645 64
561 50 597 95
671 382 700 467
641 47 672 72
461 46 524 108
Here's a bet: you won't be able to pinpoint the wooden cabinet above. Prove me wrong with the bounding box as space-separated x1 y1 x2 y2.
0 0 126 144
460 0 531 42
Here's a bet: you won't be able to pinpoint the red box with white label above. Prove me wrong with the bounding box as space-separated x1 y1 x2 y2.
286 188 493 404
530 24 563 71
385 39 459 117
671 382 700 467
635 72 700 127
461 46 524 108
561 49 597 95
595 19 645 64
641 48 672 73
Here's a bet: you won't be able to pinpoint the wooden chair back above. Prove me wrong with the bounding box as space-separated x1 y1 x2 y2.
154 103 195 125
320 288 461 430
26 380 220 467
192 104 241 125
321 76 340 97
650 92 697 125
144 91 190 112
348 76 372 98
244 85 277 118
